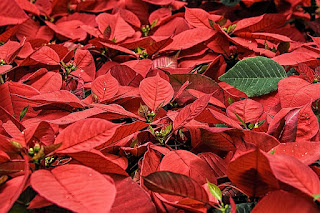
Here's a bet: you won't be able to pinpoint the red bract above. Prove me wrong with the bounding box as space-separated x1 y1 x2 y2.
0 0 28 26
96 12 135 42
278 78 320 108
272 141 320 165
226 98 264 124
91 72 119 102
185 7 222 29
268 154 320 198
173 93 211 130
1 0 320 212
227 148 280 197
30 164 117 213
0 82 40 120
0 175 29 213
68 150 128 176
110 175 156 212
15 18 54 42
139 72 174 112
162 27 216 51
31 46 60 65
143 171 210 204
23 68 62 93
251 190 319 213
0 154 29 213
54 118 120 153
73 49 96 82
159 150 217 185
27 90 85 108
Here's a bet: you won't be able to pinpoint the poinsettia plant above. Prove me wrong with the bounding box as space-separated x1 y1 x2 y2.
1 0 320 212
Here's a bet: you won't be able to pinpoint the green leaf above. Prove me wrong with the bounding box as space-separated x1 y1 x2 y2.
217 18 227 27
228 97 234 105
227 24 237 34
164 124 172 135
215 123 229 128
235 113 246 127
212 202 256 213
269 148 276 155
103 25 111 40
19 105 29 121
311 160 320 166
313 194 320 201
150 19 158 29
208 19 216 29
149 125 155 135
9 203 31 213
257 120 265 126
221 0 241 7
248 123 254 130
277 41 290 54
10 140 23 150
207 179 222 201
219 56 287 97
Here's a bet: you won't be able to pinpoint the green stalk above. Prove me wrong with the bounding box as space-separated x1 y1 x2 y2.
0 75 4 84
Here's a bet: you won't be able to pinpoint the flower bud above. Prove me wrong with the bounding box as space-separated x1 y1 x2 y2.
28 148 34 156
34 144 41 152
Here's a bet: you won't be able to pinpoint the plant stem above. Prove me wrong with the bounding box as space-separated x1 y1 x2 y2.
0 75 4 84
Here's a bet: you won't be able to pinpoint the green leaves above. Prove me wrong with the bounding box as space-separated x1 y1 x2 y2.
221 0 241 7
219 56 287 97
19 105 28 121
313 194 320 201
207 179 222 201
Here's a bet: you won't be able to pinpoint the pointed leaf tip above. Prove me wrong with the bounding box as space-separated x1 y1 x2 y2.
139 73 174 111
206 179 222 201
173 93 211 130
